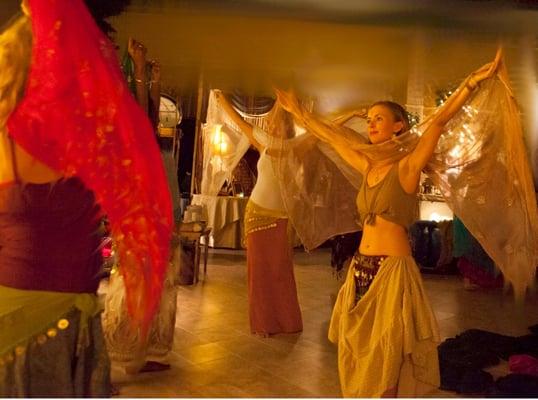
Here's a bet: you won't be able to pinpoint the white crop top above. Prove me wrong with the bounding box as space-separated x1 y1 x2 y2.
250 148 286 212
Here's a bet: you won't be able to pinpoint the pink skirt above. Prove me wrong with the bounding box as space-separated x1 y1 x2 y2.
246 219 303 335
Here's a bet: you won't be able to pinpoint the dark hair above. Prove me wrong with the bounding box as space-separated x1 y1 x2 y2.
84 0 131 38
370 101 410 136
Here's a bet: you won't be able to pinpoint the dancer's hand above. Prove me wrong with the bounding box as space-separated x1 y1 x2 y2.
149 60 161 84
128 37 147 72
466 47 503 89
354 108 368 118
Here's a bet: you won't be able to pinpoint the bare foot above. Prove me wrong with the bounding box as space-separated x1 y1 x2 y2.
139 361 171 373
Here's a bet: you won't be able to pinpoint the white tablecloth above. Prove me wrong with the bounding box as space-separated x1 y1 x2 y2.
191 194 302 249
191 195 249 249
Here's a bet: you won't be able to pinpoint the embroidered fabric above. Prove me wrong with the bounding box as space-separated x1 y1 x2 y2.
102 238 180 371
351 254 387 301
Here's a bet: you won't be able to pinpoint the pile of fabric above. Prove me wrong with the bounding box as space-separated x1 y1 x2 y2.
439 325 538 396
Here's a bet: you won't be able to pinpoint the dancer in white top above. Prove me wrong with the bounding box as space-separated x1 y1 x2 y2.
215 90 303 335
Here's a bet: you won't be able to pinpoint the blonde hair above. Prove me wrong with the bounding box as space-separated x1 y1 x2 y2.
0 15 32 130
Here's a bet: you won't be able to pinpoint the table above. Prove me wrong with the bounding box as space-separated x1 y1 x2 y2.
191 194 302 249
179 224 211 284
191 194 249 249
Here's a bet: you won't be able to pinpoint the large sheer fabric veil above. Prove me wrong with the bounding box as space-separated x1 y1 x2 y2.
265 103 364 250
203 92 362 249
204 68 537 299
201 91 253 196
425 64 538 300
276 64 537 299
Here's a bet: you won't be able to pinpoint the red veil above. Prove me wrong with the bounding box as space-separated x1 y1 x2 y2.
7 0 173 331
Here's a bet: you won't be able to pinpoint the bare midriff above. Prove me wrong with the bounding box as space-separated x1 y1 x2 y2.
359 214 412 257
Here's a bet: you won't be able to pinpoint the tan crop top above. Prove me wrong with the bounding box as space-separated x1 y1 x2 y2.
357 163 418 229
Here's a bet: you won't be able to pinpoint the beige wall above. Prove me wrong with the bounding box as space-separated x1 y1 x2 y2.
1 2 534 115
110 7 538 178
110 8 532 113
2 2 538 175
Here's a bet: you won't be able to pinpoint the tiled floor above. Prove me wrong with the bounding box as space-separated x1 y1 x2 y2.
110 248 538 398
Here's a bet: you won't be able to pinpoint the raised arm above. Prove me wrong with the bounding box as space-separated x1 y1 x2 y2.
277 90 357 146
276 89 369 174
128 38 149 114
279 132 317 159
331 108 367 126
148 60 161 129
404 49 502 184
213 90 263 152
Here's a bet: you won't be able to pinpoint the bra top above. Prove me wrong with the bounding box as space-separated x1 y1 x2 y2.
356 163 418 229
0 136 102 293
249 146 286 213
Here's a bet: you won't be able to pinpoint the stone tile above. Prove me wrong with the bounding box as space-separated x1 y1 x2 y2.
174 342 236 365
232 371 316 398
189 326 249 343
107 247 538 397
171 327 210 350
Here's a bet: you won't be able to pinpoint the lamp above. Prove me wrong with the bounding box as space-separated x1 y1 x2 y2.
212 124 229 155
158 94 182 137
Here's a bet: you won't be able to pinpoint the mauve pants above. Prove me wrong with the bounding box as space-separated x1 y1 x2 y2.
246 219 303 335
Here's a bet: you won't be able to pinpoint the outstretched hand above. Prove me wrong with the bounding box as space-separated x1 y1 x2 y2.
469 47 503 86
355 108 368 118
149 60 161 83
128 37 147 71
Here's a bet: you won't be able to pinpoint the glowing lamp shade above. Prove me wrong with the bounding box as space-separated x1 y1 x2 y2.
419 201 453 221
212 124 230 155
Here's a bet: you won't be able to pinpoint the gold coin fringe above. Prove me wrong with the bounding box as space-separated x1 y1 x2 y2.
244 201 286 239
0 317 71 366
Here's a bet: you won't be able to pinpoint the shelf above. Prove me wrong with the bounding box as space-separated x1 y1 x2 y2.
419 193 445 202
